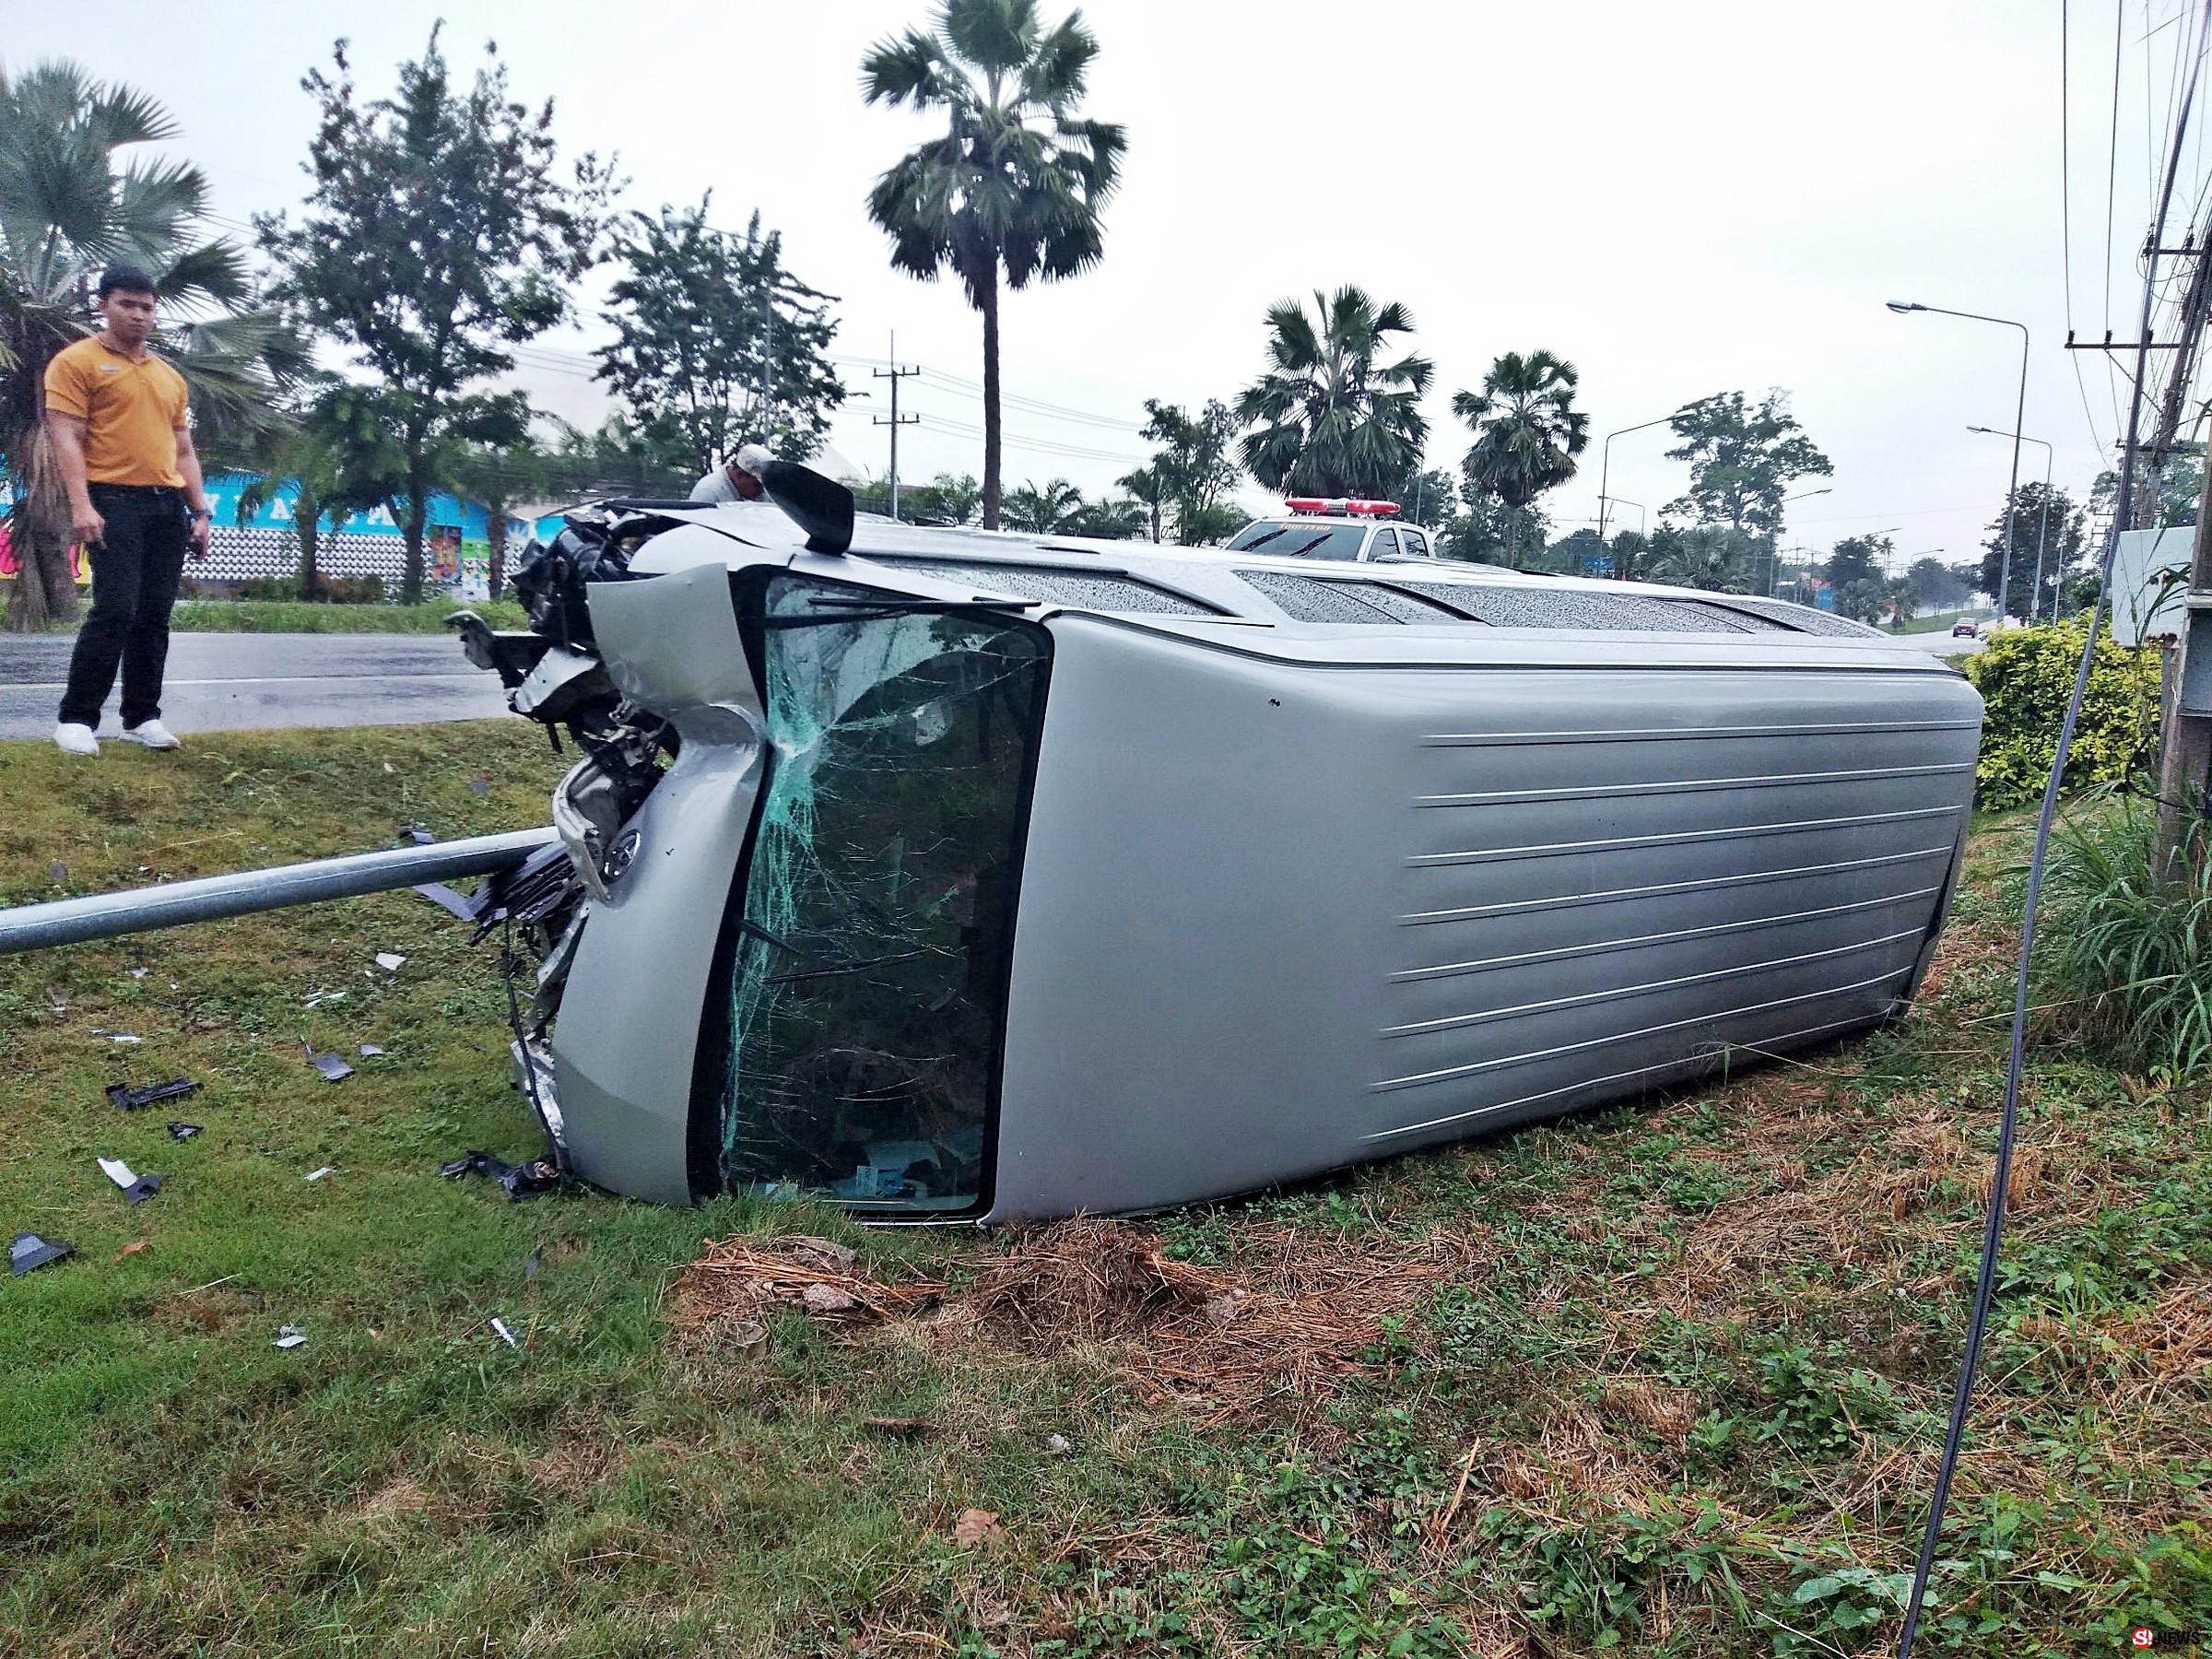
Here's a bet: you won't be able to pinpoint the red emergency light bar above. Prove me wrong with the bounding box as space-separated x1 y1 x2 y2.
1284 497 1401 518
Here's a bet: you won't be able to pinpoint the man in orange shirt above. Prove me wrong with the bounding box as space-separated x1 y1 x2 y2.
45 265 213 756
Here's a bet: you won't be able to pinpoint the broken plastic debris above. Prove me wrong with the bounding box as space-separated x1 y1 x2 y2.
400 826 436 845
304 1166 335 1182
490 1317 520 1349
302 990 347 1008
166 1122 203 1141
10 1231 73 1276
108 1033 141 1044
273 1324 307 1349
374 953 406 971
115 1241 147 1260
358 1044 385 1058
106 1077 200 1112
1045 1433 1074 1456
439 1148 560 1202
413 882 477 921
127 967 147 980
97 1157 164 1205
468 777 491 794
47 861 67 883
301 1041 354 1083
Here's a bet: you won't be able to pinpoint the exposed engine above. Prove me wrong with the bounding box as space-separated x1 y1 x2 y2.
443 503 693 1153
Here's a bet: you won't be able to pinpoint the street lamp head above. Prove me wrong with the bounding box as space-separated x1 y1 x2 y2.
1886 301 1926 314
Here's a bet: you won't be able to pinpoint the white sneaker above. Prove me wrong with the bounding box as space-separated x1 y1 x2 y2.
53 722 99 757
121 720 181 750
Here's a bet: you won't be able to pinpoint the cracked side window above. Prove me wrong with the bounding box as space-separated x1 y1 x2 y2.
716 573 1051 1213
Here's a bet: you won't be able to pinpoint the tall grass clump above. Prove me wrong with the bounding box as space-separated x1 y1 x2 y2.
2042 792 2212 1079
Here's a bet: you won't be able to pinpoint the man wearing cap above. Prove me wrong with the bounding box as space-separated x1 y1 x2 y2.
45 265 212 756
688 451 767 505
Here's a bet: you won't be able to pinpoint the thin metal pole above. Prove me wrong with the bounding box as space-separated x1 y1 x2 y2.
0 828 556 955
1595 410 1682 567
1897 307 2030 616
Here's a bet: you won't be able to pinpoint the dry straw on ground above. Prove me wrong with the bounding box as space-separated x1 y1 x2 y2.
674 1217 1478 1418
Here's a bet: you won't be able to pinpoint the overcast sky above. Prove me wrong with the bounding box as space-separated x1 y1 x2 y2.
9 0 2204 564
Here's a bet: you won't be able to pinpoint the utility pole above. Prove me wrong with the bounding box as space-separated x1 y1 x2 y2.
873 332 920 522
2154 453 2212 886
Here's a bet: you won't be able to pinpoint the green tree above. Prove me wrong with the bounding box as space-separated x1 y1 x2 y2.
451 430 555 600
258 31 613 601
551 411 694 497
1608 527 1655 582
1665 390 1832 537
1651 524 1757 592
1981 481 2085 622
0 61 276 628
1064 492 1145 539
232 378 402 600
1401 467 1459 529
596 199 843 477
903 471 982 525
1237 286 1431 500
1905 556 1972 615
1452 348 1588 569
1823 533 1890 593
2093 452 2201 529
1127 396 1241 544
1436 476 1549 565
1000 477 1083 533
861 0 1125 531
1116 462 1170 542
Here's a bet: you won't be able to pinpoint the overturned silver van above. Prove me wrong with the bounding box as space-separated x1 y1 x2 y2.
460 462 1982 1221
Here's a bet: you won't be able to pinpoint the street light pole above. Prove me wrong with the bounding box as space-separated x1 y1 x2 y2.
1968 426 2055 621
1596 408 1689 555
1888 302 2030 619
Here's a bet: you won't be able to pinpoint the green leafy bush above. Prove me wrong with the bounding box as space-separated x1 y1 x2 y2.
2041 794 2212 1078
1962 621 2162 810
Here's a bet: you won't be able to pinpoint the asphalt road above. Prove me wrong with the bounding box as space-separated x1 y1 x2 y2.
1893 629 1985 657
0 632 511 741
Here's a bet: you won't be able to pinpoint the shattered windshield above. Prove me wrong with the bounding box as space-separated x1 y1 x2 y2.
712 572 1051 1213
1223 521 1371 560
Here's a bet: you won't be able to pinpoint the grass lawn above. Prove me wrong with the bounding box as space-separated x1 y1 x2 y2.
2 726 2207 1657
9 593 531 634
168 597 533 634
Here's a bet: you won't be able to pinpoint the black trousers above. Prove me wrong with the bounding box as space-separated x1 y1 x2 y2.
58 483 190 730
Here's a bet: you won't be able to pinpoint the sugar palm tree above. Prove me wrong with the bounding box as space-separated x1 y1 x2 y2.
1237 287 1431 500
0 61 276 629
862 0 1126 531
1452 349 1589 570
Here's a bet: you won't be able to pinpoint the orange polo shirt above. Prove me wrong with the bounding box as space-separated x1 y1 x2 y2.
42 335 189 488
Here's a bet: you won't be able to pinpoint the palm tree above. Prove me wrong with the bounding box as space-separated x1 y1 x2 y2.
861 0 1125 531
999 477 1084 534
1649 525 1756 592
1117 462 1169 542
1237 287 1431 500
1452 350 1589 570
0 61 274 629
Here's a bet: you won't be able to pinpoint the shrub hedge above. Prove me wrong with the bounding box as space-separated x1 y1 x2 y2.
1962 621 2164 811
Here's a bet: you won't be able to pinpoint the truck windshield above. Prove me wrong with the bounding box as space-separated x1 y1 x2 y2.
1225 521 1371 560
707 572 1051 1213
